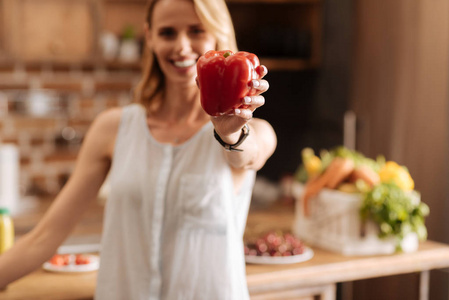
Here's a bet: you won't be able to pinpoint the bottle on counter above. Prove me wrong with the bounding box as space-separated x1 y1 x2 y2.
0 207 14 254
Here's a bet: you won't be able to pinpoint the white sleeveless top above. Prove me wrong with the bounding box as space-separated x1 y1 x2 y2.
95 104 255 300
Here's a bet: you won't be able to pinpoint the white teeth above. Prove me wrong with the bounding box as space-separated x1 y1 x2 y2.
173 60 196 68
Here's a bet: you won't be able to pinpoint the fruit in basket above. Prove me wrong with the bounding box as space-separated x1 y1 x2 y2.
378 161 414 191
295 146 385 215
301 157 355 215
301 148 322 178
349 165 380 187
294 146 429 252
245 231 305 257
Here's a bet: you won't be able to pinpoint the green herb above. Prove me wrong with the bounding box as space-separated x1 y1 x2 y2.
121 24 136 40
360 182 429 251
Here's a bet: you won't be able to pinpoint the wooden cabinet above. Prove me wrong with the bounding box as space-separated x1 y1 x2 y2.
0 1 4 59
1 0 100 62
101 0 147 38
82 0 324 72
227 0 323 71
100 0 324 71
250 284 335 300
0 0 322 71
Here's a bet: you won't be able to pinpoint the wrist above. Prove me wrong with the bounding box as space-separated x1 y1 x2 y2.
217 131 241 145
214 124 250 152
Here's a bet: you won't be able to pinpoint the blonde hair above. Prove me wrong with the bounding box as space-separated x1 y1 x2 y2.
134 0 238 109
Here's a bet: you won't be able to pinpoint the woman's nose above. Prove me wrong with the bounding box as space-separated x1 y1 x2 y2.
174 33 192 55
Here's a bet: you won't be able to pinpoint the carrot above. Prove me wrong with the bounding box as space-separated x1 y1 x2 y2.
302 176 321 216
302 157 354 216
348 165 380 187
325 158 354 189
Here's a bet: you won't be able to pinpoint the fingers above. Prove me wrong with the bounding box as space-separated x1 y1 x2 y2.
211 109 252 137
233 108 253 121
243 95 265 110
249 65 269 96
251 79 269 95
256 65 268 78
222 95 263 123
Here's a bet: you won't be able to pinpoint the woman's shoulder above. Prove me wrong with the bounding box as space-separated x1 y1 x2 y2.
93 103 144 126
87 105 132 147
93 106 124 131
89 103 146 141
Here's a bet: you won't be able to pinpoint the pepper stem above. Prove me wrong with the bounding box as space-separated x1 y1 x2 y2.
223 51 232 58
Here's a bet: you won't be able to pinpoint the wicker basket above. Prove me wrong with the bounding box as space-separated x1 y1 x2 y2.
292 183 419 256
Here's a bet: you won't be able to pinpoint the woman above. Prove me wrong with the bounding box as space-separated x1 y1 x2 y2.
0 0 276 299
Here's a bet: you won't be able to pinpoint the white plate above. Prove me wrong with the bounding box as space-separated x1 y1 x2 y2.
43 254 99 273
245 247 314 265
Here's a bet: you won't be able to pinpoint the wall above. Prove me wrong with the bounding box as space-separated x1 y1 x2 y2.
0 0 147 197
0 67 138 196
0 0 341 191
350 0 449 299
255 0 352 181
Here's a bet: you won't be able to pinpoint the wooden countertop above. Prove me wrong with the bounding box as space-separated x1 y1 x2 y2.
3 240 449 300
0 270 97 300
246 240 449 294
3 200 449 299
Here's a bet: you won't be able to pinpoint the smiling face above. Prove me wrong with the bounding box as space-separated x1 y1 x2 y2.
146 0 217 86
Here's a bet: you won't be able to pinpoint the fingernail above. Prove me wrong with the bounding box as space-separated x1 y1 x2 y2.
243 96 251 104
252 80 260 88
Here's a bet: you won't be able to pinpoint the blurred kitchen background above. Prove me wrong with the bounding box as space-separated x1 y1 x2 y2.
0 0 448 299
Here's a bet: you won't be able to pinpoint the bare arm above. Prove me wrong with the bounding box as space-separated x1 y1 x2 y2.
0 108 121 288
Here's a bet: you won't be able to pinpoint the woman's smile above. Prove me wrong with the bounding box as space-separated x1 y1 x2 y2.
172 59 197 68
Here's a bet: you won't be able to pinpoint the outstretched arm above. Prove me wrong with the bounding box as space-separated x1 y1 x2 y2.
0 108 121 288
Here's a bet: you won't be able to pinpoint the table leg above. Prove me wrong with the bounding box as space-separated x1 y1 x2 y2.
419 270 430 300
320 283 336 300
340 282 353 300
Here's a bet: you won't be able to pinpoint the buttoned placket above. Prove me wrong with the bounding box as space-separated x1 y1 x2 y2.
149 145 173 298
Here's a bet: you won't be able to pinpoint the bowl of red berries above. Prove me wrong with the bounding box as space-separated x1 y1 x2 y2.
244 231 313 264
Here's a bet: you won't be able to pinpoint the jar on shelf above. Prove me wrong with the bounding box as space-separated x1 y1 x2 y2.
0 208 14 254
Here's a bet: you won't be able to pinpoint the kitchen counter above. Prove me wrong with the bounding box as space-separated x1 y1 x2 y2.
2 200 449 300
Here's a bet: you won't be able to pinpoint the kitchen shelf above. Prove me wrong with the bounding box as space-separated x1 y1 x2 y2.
260 58 318 71
0 0 323 72
103 0 321 3
0 59 141 73
227 0 323 70
103 0 146 3
227 0 320 4
94 58 317 72
0 58 316 73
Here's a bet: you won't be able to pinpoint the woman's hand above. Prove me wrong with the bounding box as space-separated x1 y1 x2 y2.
211 65 269 144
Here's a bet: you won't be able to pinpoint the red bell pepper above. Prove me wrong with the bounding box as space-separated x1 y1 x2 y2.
197 50 263 116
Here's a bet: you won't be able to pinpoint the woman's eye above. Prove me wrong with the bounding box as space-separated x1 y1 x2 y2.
159 28 176 38
190 27 206 35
